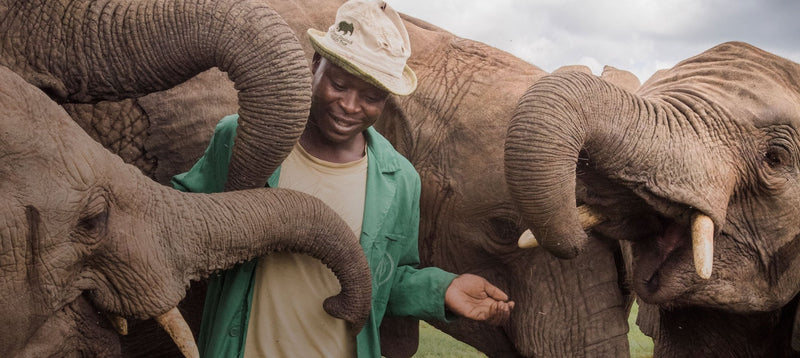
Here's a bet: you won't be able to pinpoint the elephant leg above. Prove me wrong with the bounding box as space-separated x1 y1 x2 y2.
380 316 420 358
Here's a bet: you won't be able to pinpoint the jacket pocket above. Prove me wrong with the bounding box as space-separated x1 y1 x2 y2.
370 233 410 305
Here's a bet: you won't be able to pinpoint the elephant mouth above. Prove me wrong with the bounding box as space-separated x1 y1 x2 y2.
17 293 122 357
570 163 716 306
37 289 196 357
628 215 694 304
590 199 714 306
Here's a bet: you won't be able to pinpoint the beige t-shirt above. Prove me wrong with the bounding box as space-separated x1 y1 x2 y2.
243 143 367 358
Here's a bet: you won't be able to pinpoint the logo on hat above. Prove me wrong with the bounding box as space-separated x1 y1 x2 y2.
337 21 354 36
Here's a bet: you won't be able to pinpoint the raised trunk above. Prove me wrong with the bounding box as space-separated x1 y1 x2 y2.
1 0 310 190
504 72 729 258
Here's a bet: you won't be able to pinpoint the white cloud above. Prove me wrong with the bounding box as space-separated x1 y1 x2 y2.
392 0 800 82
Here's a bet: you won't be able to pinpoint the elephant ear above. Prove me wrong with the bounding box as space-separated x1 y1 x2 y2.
635 299 660 340
380 316 419 358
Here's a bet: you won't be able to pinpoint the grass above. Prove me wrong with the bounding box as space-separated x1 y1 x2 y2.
411 302 654 358
414 321 487 358
628 302 655 358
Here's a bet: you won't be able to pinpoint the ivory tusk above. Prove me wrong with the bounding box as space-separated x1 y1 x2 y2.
518 205 606 249
518 229 539 248
155 307 199 358
108 314 128 336
691 213 714 279
577 205 605 228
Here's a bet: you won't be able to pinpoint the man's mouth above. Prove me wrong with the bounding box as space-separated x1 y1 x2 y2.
330 113 360 129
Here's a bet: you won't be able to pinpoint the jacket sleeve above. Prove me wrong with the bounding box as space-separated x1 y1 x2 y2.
384 169 458 321
171 114 239 194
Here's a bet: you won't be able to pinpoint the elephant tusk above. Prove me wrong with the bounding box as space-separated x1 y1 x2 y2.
155 307 199 358
691 213 714 280
518 229 539 248
577 204 605 228
518 205 606 249
108 314 128 335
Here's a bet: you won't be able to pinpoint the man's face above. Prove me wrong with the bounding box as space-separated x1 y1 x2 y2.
308 56 389 145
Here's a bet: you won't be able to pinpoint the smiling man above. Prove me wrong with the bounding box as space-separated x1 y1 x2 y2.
172 1 514 357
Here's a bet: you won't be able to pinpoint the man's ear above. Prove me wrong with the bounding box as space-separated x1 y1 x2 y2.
311 52 322 74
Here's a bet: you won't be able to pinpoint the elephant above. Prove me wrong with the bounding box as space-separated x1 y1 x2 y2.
505 41 800 356
0 64 372 357
3 0 644 357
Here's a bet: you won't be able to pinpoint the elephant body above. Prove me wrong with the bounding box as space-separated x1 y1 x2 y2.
506 42 800 356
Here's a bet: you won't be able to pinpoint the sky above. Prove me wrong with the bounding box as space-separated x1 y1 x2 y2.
391 0 800 82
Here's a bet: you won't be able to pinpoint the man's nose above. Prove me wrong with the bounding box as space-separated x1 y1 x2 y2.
339 90 361 113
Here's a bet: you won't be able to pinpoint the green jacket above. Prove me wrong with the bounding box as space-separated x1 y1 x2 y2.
172 115 457 358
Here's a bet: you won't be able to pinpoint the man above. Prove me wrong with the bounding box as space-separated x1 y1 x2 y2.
172 0 514 356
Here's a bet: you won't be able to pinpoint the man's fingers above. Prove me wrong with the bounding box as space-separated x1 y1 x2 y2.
483 281 510 301
486 301 513 326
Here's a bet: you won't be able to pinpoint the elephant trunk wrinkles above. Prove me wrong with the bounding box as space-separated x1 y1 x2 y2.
3 0 311 190
505 72 731 259
159 186 372 333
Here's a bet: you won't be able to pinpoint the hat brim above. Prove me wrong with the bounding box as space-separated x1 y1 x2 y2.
307 28 417 96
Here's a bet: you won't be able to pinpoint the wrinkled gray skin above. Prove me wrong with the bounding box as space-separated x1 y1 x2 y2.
3 0 643 357
0 65 371 357
1 0 312 191
506 42 800 356
0 0 376 356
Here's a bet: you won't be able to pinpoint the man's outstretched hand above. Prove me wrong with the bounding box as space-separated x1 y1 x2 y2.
444 274 515 326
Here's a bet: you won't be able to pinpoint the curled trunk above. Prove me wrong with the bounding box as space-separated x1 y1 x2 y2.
504 72 729 258
104 178 373 333
1 0 311 190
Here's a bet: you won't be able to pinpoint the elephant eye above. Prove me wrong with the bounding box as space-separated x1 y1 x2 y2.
75 193 109 244
489 216 523 244
78 212 108 236
763 145 791 169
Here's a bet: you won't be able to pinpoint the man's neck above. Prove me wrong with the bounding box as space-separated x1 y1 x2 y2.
299 130 367 164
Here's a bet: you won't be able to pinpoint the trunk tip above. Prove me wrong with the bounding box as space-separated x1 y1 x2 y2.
539 231 587 259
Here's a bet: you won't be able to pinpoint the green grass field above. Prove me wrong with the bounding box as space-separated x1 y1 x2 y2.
411 303 654 358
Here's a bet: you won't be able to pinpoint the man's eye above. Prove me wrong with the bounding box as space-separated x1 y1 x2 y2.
331 81 346 90
364 92 387 103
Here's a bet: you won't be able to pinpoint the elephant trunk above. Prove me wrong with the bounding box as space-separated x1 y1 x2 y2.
505 72 731 259
3 0 311 190
148 185 372 333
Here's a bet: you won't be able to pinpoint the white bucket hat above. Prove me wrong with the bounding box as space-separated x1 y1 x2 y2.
308 0 417 95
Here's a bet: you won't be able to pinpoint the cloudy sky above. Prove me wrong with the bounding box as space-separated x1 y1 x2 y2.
391 0 800 81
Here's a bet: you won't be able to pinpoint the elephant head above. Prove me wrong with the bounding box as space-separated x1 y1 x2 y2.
0 0 312 191
0 65 371 357
505 41 800 355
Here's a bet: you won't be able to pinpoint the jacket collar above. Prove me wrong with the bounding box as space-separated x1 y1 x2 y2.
364 127 401 174
360 127 401 245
